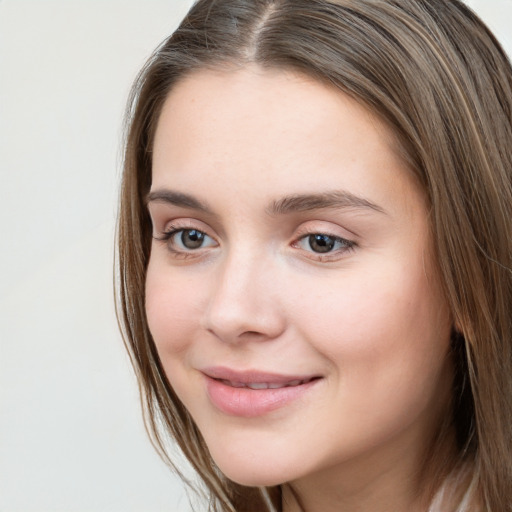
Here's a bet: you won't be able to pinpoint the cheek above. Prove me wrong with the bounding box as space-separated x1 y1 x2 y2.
287 266 452 449
145 261 206 354
288 260 451 380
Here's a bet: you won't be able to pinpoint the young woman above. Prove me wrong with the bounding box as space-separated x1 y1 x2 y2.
116 1 512 510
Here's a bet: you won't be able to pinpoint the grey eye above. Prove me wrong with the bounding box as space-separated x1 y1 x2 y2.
296 233 354 256
307 234 336 253
163 228 217 251
179 229 207 249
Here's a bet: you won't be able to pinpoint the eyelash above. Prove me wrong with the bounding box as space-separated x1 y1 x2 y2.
154 225 217 259
293 232 356 262
154 224 356 261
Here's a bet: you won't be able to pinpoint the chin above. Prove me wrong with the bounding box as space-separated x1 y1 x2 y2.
214 456 297 488
224 471 287 488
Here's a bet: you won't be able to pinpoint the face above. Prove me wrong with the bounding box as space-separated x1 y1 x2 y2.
145 67 453 491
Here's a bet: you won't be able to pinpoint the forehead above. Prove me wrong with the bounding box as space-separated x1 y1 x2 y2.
151 65 424 213
155 65 386 148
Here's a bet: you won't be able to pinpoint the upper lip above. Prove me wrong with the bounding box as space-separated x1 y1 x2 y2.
201 366 321 387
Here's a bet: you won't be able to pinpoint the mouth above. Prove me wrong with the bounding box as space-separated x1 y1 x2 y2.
216 376 319 390
202 367 322 417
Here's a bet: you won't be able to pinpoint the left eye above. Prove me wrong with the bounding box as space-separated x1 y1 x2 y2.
165 229 216 251
297 233 353 254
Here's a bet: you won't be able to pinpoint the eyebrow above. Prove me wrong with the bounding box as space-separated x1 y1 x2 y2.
267 191 387 216
146 189 387 216
146 190 214 215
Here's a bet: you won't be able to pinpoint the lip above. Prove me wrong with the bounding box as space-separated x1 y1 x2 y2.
202 366 322 418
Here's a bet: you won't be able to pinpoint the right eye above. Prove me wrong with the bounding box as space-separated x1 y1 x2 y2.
160 228 217 252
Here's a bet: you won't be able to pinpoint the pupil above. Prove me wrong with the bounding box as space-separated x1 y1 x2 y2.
182 229 204 249
309 234 335 253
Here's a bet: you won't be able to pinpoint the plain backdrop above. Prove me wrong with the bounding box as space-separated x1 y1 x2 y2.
0 1 510 511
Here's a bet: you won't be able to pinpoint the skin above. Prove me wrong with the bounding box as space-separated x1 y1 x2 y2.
145 66 454 512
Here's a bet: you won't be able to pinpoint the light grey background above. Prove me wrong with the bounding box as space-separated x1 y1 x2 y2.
0 1 510 511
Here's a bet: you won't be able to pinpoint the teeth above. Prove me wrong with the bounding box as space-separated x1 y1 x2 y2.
220 378 314 389
222 380 246 388
247 383 269 390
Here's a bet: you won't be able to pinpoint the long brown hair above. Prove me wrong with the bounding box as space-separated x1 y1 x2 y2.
116 1 512 510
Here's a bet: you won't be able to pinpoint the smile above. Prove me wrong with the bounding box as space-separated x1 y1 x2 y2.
218 377 317 389
202 367 322 417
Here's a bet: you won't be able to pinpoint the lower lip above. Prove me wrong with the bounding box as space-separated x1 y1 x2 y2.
204 376 319 418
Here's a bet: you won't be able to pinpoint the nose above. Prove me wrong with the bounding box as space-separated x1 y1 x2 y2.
201 251 286 344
